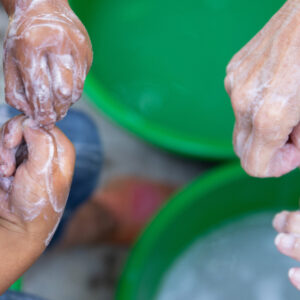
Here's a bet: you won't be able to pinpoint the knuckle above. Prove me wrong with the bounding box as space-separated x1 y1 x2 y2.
224 75 232 94
253 114 270 132
262 105 282 122
76 31 87 44
56 85 72 99
253 105 282 132
226 52 241 73
226 61 235 74
231 90 248 116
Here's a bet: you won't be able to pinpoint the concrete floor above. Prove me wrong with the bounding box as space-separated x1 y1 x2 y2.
0 7 216 299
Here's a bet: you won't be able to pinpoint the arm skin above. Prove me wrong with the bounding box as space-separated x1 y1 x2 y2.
0 0 93 128
0 115 75 293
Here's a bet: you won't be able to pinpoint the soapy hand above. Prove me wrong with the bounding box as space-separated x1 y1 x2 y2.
225 0 300 178
0 114 75 291
4 0 93 128
273 210 300 291
0 114 75 246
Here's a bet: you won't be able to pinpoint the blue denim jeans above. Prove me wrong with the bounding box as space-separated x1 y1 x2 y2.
0 292 45 300
0 105 102 299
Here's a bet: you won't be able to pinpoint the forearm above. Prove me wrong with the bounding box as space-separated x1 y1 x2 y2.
0 220 44 294
0 0 68 16
0 204 65 294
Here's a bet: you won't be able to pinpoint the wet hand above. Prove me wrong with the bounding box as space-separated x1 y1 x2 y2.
225 1 300 177
4 0 93 128
0 114 75 247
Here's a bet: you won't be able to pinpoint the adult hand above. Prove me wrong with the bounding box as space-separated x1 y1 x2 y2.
4 0 93 128
225 0 300 177
0 114 75 292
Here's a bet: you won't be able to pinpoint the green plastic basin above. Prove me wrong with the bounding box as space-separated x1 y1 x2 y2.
70 0 284 158
117 163 300 299
9 279 22 292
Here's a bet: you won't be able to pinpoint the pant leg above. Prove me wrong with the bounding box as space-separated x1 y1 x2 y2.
50 109 103 245
0 291 46 300
0 105 103 245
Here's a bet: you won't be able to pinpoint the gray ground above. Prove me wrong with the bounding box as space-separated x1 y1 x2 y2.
0 8 212 300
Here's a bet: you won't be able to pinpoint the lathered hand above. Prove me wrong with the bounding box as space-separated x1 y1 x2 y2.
225 0 300 177
3 0 93 128
0 114 75 292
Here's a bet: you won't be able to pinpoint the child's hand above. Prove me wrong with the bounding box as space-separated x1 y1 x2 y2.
4 0 93 128
273 210 300 290
0 114 75 292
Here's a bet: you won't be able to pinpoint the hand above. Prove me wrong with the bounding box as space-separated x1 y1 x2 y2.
4 0 93 128
0 114 75 291
0 115 75 246
273 210 300 290
225 1 300 177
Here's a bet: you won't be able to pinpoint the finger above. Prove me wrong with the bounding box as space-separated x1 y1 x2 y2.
17 51 56 127
0 177 13 193
48 53 73 120
22 119 56 172
50 128 75 208
273 211 290 232
267 143 300 177
248 107 300 178
243 135 300 178
273 211 300 234
50 127 75 178
224 73 233 96
4 52 31 116
240 96 300 177
0 116 25 177
24 123 73 215
233 123 252 158
288 268 300 291
12 120 64 222
275 233 300 262
2 115 26 149
0 141 15 178
70 37 88 104
72 58 85 104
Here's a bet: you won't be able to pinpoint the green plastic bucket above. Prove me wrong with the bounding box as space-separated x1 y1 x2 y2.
116 163 300 299
9 279 22 292
70 0 284 158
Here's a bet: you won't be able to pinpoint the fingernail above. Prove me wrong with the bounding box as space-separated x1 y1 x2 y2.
273 211 288 230
275 233 295 249
289 268 300 284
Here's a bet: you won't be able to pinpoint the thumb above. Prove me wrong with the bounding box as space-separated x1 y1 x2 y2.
266 123 300 177
22 119 57 172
